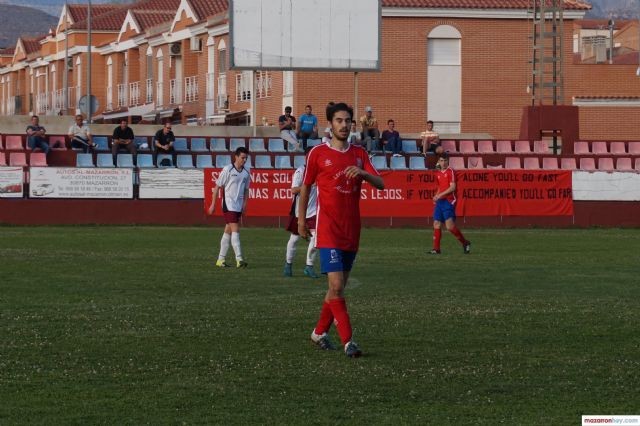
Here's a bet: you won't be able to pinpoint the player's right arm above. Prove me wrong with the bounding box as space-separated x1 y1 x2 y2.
208 186 219 215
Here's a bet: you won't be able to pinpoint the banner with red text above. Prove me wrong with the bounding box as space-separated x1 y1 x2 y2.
203 169 573 217
455 170 573 216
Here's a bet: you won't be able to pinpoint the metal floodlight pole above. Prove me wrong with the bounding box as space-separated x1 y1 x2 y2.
608 18 614 65
637 0 640 76
87 0 92 123
63 1 69 113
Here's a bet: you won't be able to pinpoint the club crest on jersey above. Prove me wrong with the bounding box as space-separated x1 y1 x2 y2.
323 159 333 167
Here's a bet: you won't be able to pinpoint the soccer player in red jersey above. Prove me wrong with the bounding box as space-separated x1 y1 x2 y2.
298 102 384 358
430 153 471 255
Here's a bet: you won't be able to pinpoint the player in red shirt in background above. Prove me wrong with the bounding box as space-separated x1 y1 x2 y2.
298 102 384 358
430 153 471 255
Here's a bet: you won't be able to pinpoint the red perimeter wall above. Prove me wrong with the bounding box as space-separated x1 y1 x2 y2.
1 199 639 228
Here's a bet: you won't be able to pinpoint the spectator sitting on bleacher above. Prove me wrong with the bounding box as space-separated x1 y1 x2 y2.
421 120 443 156
381 119 402 157
279 106 300 151
153 122 175 164
112 119 136 163
360 106 380 153
296 104 318 150
68 114 97 153
26 115 50 155
348 121 362 146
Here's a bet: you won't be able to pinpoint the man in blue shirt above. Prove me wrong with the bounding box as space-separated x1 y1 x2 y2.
296 105 318 150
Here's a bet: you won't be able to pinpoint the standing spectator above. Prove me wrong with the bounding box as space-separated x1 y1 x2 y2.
68 114 96 153
279 106 299 151
208 147 251 268
283 161 319 279
298 102 384 358
296 105 318 149
430 153 471 255
359 105 380 153
153 122 175 165
380 119 402 157
421 120 443 155
111 119 136 164
347 122 362 146
26 115 50 155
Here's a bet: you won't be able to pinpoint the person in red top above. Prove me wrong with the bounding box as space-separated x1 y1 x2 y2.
430 153 471 255
298 102 384 358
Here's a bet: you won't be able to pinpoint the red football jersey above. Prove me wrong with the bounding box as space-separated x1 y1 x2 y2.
303 143 379 251
436 167 457 204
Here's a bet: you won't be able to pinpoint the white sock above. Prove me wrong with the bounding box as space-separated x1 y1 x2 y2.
231 232 243 261
218 233 231 260
286 234 299 264
306 233 317 266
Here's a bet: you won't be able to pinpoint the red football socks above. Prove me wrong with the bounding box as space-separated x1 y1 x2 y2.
329 298 352 345
433 228 442 251
449 226 467 245
314 301 334 336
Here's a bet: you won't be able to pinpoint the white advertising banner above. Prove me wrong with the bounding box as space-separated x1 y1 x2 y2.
572 170 640 201
139 169 203 199
0 167 24 198
29 167 133 199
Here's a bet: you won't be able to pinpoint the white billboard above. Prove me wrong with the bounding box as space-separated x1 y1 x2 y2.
139 169 204 199
0 167 24 198
230 0 380 70
29 167 133 199
572 171 640 201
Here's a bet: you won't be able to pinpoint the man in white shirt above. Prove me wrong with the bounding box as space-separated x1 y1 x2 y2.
208 146 251 268
68 114 97 153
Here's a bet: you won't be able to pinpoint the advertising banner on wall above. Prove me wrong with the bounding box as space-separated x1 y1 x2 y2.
203 169 574 217
29 167 133 199
139 169 204 199
572 171 640 201
0 167 24 198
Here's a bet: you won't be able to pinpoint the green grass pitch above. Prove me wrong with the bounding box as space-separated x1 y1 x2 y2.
1 226 638 424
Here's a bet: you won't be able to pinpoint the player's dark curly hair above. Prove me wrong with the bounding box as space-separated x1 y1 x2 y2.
326 102 353 122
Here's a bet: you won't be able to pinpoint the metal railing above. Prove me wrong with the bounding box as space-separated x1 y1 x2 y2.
256 71 271 99
235 72 251 102
156 81 163 107
205 72 215 100
184 76 198 103
129 81 140 106
106 85 113 111
145 79 153 104
117 84 128 108
169 79 181 104
75 86 82 109
35 92 50 115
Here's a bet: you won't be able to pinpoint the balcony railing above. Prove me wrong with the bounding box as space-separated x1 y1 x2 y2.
129 81 140 106
146 79 153 104
52 89 68 113
7 96 16 115
217 74 227 109
235 72 251 102
184 76 198 103
117 84 128 108
205 72 215 100
35 92 50 115
75 86 82 110
169 79 181 104
156 81 163 107
256 71 271 99
106 86 113 111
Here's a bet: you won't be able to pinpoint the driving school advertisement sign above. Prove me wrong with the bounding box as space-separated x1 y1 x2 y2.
204 169 573 217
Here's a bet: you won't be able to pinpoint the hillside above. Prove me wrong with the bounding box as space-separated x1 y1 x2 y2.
0 4 58 49
586 0 639 19
0 0 128 17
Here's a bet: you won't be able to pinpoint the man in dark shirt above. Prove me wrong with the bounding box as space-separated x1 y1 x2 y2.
380 119 402 157
153 122 175 164
112 119 136 164
26 115 50 155
279 106 299 151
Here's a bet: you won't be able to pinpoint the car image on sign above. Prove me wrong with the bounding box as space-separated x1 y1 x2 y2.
32 184 54 197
